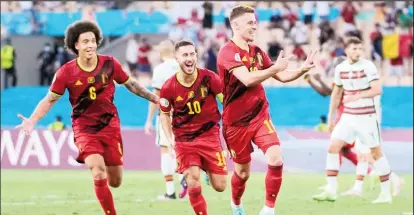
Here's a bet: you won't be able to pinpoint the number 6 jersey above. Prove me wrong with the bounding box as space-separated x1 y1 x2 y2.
159 68 222 142
49 55 129 135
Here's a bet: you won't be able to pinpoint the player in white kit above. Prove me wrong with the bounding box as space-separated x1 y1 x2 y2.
144 40 187 199
312 37 396 204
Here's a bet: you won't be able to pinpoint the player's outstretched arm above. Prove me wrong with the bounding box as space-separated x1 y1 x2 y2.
232 50 293 87
273 50 317 83
124 78 159 104
159 112 174 145
327 85 344 131
16 91 61 135
305 74 332 97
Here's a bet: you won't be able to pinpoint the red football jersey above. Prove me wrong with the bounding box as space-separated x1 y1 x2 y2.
49 55 129 135
217 41 273 126
159 68 222 142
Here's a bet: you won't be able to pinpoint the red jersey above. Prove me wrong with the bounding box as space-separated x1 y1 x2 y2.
159 68 222 142
138 44 151 65
49 55 130 135
217 41 273 126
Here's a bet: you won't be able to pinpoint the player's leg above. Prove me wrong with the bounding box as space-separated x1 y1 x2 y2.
156 117 179 199
184 166 208 215
341 144 358 166
201 142 228 192
223 125 253 215
313 115 355 202
75 135 117 215
357 115 393 203
252 118 282 215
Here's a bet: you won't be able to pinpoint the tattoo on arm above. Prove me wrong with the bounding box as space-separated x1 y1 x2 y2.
125 78 158 103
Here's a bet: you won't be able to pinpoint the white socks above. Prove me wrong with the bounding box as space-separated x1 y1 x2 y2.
326 153 340 193
161 153 175 195
373 156 391 195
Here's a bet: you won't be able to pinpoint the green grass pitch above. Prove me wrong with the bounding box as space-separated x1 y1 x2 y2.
1 170 412 215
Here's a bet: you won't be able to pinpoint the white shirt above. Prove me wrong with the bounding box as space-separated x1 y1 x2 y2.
126 38 138 64
151 59 179 90
334 58 381 114
316 2 330 17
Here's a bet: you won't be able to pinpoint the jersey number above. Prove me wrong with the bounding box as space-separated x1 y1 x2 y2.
249 66 258 72
264 119 275 134
187 101 201 114
216 151 227 167
89 86 96 100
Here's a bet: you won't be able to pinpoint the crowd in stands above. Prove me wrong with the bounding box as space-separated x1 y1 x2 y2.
1 1 413 89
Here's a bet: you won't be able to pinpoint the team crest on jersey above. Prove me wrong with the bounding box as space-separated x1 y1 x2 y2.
256 53 263 67
88 77 95 84
188 91 195 98
160 98 169 107
234 53 241 62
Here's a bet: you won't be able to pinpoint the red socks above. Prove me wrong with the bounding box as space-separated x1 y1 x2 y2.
343 150 358 166
94 178 116 215
265 165 283 208
231 172 247 205
188 186 207 215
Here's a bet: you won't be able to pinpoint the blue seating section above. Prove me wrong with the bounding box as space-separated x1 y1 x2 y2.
2 7 344 36
1 86 412 128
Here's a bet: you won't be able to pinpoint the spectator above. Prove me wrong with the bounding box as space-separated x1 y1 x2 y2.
203 40 219 74
126 34 139 77
395 8 413 76
290 21 309 45
202 1 213 29
332 37 345 58
388 56 404 81
316 1 330 22
318 20 335 47
54 45 72 71
292 44 306 63
137 38 152 77
48 115 66 131
370 23 384 73
37 42 55 86
315 115 329 132
282 3 298 34
1 38 17 89
302 1 315 28
267 40 283 61
341 2 358 34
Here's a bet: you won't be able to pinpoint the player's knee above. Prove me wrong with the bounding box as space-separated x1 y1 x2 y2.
267 154 283 166
236 169 250 181
108 177 122 188
89 165 106 180
328 140 344 153
212 178 227 192
185 173 200 188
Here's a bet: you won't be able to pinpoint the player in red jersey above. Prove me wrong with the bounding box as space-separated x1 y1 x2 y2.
15 20 159 215
216 5 316 215
159 40 227 215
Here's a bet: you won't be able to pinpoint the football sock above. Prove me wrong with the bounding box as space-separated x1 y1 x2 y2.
188 186 207 215
265 164 283 208
231 172 247 206
161 153 175 195
354 161 368 191
326 153 340 192
94 178 117 215
373 156 391 195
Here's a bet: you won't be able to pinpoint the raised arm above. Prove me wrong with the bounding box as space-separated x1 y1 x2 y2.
273 50 317 83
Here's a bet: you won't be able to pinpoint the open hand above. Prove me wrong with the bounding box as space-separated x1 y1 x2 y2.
15 114 35 136
299 50 317 73
273 50 295 73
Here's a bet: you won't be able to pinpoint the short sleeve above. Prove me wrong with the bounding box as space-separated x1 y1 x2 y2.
112 57 130 84
49 68 66 95
151 65 163 90
209 72 223 95
217 46 245 72
159 83 173 113
333 65 342 87
259 48 274 69
365 61 380 82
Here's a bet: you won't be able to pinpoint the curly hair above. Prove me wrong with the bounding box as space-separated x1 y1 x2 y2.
64 20 103 55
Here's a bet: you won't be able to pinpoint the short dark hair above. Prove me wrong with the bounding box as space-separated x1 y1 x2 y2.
345 36 362 48
64 20 103 55
229 5 255 21
174 40 195 52
320 115 327 123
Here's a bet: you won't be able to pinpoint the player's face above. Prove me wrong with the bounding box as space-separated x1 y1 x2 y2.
75 31 97 59
175 45 197 75
345 43 363 62
233 13 257 42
